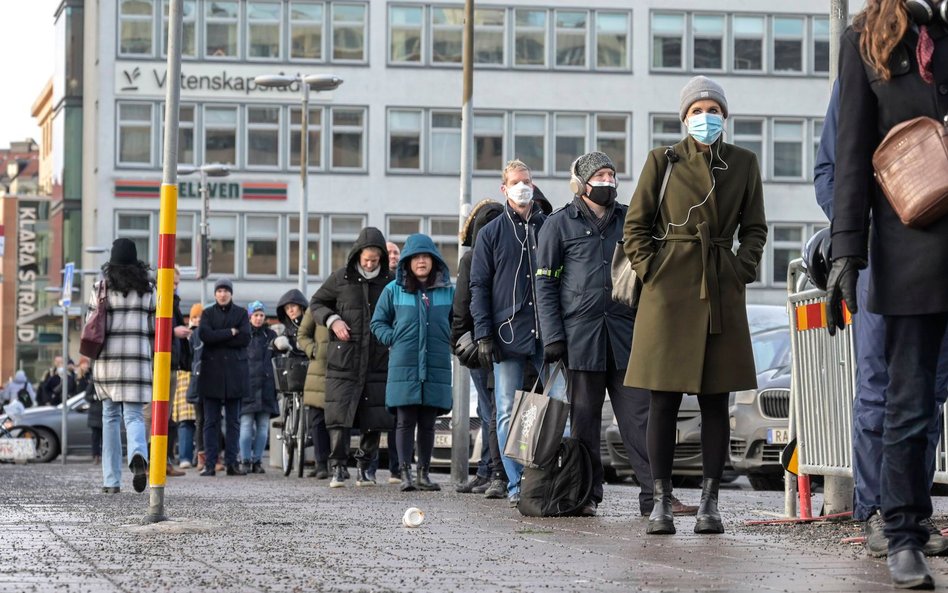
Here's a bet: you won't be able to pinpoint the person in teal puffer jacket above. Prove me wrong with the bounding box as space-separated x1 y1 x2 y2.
371 233 455 493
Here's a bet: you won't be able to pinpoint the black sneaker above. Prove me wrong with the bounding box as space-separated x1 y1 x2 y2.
456 475 490 493
472 478 492 494
484 479 506 499
865 510 889 557
921 518 948 556
580 501 598 517
356 467 377 487
129 454 147 493
330 465 346 488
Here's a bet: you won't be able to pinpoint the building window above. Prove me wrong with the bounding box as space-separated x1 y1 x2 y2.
555 114 587 173
430 111 461 173
288 215 321 277
387 216 422 239
388 109 423 171
693 14 725 70
330 215 366 270
390 5 423 63
204 106 238 165
475 9 506 65
432 7 463 64
177 213 195 267
118 103 153 165
159 103 196 166
208 215 237 276
290 107 322 169
247 1 282 60
515 9 546 67
290 1 324 60
651 115 683 149
430 217 459 277
773 16 804 73
206 1 239 59
513 113 546 175
162 0 197 58
330 108 365 170
596 12 629 69
246 106 281 168
116 213 152 263
474 113 504 172
773 120 804 179
812 17 830 73
332 3 367 62
245 215 279 276
651 13 684 69
555 10 588 68
731 118 764 165
732 15 764 71
120 0 154 56
595 114 628 175
771 225 803 285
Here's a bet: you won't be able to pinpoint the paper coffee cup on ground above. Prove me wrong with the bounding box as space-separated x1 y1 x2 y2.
402 507 425 528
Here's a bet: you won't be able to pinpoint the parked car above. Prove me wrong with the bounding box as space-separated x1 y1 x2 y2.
606 305 791 485
729 364 792 491
430 377 483 470
0 394 108 462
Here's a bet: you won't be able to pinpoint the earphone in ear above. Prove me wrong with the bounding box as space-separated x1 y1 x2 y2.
568 158 585 197
906 0 948 25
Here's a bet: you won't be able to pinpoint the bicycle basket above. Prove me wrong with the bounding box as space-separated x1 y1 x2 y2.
272 354 309 393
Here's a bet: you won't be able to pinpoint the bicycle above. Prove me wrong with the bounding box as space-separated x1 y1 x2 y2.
272 352 309 478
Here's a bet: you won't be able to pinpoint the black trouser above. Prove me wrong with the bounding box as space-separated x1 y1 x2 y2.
90 427 102 457
195 401 204 455
306 406 330 464
568 357 652 506
396 405 439 467
203 398 241 467
882 312 948 553
647 391 729 481
328 427 380 469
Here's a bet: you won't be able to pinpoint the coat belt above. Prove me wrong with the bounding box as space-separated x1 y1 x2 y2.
663 222 733 335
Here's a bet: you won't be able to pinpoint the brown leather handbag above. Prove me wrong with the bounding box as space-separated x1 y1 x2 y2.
872 116 948 228
79 280 108 359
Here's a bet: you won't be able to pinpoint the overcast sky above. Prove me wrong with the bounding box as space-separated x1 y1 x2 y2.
0 1 58 150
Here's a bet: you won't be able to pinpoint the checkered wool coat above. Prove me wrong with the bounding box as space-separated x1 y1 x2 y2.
90 280 156 404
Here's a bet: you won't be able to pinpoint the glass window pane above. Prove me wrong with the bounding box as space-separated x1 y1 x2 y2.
734 38 762 70
119 213 150 231
333 3 366 61
597 12 628 69
734 120 762 135
693 15 724 70
693 15 724 35
652 13 684 35
734 15 764 36
290 1 323 60
555 114 586 171
391 6 422 63
474 9 505 64
176 236 193 267
774 227 802 242
774 17 804 36
652 14 683 69
432 8 463 63
288 215 320 276
515 9 546 67
556 11 587 67
389 218 421 236
248 2 281 59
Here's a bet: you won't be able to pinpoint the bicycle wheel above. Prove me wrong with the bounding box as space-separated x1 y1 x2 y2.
296 394 306 478
281 400 295 477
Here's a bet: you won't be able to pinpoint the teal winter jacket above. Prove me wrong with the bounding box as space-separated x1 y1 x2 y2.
371 234 455 413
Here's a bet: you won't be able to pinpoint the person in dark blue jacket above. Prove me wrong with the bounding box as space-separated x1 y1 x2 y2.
469 160 564 505
239 300 279 474
815 79 948 558
371 234 455 493
535 151 654 517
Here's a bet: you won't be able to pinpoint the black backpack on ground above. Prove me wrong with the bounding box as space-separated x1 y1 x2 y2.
17 386 32 408
517 437 593 517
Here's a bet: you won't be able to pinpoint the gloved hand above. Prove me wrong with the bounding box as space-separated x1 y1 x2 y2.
477 338 497 374
273 336 291 352
543 340 568 365
825 256 865 336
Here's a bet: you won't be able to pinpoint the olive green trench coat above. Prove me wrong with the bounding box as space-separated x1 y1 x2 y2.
623 137 767 394
296 308 328 409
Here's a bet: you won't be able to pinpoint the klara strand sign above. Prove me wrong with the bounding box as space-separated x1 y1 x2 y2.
115 180 287 201
17 205 39 344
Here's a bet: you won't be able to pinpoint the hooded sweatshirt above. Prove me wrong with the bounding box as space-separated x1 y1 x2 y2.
3 370 36 406
275 289 309 342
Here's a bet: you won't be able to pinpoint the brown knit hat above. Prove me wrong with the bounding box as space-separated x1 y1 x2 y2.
189 303 203 319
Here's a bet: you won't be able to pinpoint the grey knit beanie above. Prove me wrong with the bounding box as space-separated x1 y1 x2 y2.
573 151 616 187
214 277 233 294
679 75 728 121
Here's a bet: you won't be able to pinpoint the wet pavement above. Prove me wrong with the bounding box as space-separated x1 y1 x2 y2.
2 459 948 592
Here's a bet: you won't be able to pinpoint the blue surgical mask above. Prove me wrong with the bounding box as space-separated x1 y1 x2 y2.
687 113 724 145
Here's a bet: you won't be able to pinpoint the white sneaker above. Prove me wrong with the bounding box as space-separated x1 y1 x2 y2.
179 461 192 469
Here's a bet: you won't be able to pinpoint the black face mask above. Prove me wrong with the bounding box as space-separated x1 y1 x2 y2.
586 184 617 206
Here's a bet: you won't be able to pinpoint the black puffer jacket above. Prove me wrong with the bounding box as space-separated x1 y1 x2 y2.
274 289 308 351
452 200 504 351
243 323 279 417
310 227 394 430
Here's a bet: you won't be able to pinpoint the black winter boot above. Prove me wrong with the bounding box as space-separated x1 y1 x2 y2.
399 463 416 492
647 479 676 535
416 464 441 491
694 478 724 534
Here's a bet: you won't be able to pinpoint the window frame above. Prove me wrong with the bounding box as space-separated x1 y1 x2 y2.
387 107 425 173
115 211 154 264
119 0 157 58
289 105 325 171
769 224 805 286
771 118 806 181
207 213 239 278
771 15 806 75
731 13 765 73
691 12 727 72
811 15 830 74
650 11 686 71
594 10 631 71
244 214 282 278
512 111 548 177
162 0 197 59
331 2 369 64
329 106 368 172
553 112 589 175
288 0 327 62
430 6 464 65
245 105 283 170
730 116 767 176
594 113 630 177
245 0 284 62
176 212 197 268
202 104 240 167
287 214 323 279
473 111 506 173
329 214 368 272
649 114 684 149
429 110 463 174
116 101 156 168
204 0 241 60
473 7 507 67
513 7 548 69
388 3 426 65
553 9 590 70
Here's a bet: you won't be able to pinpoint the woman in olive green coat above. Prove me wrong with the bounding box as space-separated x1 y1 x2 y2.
296 308 331 478
623 76 767 536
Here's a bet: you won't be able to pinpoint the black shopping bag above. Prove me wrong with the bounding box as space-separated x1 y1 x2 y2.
503 361 570 469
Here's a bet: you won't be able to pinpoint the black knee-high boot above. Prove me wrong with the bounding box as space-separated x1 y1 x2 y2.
647 479 675 535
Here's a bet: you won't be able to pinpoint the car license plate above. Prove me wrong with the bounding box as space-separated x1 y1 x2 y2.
434 434 451 448
767 428 790 445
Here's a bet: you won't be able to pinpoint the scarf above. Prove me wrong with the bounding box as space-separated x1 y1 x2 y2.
573 196 615 233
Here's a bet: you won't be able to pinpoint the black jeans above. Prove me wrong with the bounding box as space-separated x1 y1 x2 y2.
306 406 330 464
203 398 241 466
647 391 729 481
328 427 381 469
882 312 948 553
568 359 652 506
90 427 102 457
396 405 439 467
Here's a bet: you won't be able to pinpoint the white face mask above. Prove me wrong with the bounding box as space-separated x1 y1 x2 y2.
505 182 534 206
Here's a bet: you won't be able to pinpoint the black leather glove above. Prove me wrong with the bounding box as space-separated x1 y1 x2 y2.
543 340 568 365
825 256 865 336
477 338 496 374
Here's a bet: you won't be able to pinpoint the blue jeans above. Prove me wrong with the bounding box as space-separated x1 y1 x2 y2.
494 346 567 497
177 420 195 465
472 366 492 478
239 411 270 464
851 267 948 521
101 400 148 488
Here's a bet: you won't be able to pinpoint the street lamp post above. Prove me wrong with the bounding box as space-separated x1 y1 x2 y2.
253 73 343 296
178 163 230 305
